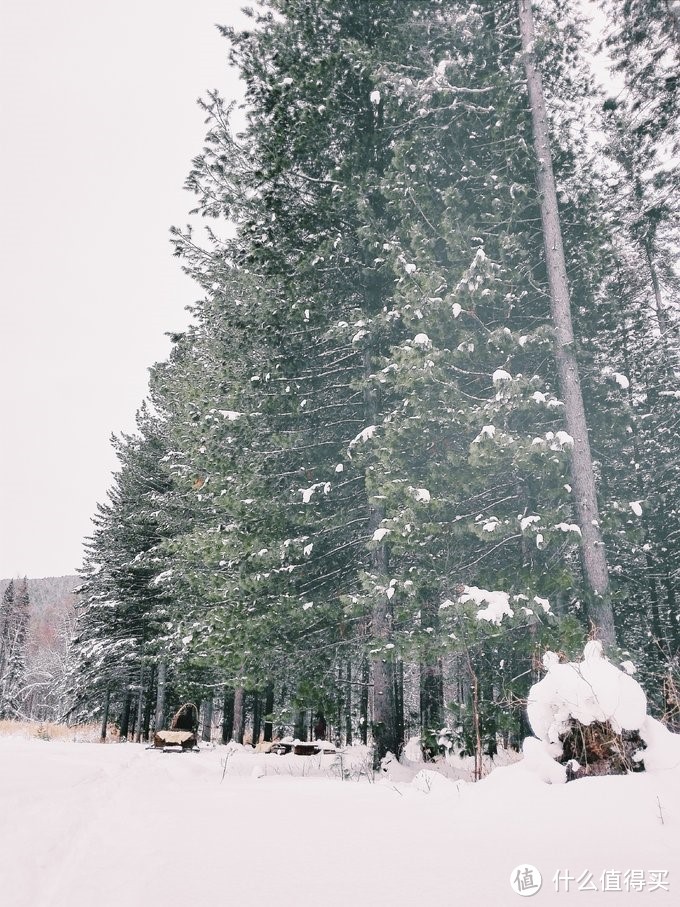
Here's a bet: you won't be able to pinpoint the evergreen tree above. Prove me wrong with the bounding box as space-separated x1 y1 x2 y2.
73 409 177 732
0 578 30 718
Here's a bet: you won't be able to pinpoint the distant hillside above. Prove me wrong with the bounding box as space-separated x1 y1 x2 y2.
0 575 81 719
1 575 81 652
0 575 80 616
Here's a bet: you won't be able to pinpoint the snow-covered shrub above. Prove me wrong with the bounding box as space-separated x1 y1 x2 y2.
524 641 680 780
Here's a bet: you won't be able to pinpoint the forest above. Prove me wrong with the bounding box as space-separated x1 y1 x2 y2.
57 0 679 767
0 577 77 724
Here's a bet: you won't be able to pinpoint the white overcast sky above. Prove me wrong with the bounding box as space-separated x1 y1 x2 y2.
0 1 249 578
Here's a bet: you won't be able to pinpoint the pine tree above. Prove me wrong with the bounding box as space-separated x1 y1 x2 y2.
0 578 30 718
73 409 177 730
517 0 616 648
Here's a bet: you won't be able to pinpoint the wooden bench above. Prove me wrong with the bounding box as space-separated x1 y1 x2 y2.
269 741 336 756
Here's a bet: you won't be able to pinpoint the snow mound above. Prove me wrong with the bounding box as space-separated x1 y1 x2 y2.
637 717 680 772
412 769 462 795
527 641 647 743
518 737 566 785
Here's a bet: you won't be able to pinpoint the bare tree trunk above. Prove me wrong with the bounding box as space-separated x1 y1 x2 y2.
134 662 144 743
263 682 274 742
201 695 213 743
154 659 167 732
420 598 444 739
222 687 234 743
518 0 616 649
345 661 353 746
119 692 132 741
642 238 674 343
336 662 344 743
363 348 397 762
370 549 397 762
252 692 261 745
360 656 369 745
100 689 110 743
420 661 444 735
394 658 404 755
470 665 483 782
232 686 245 744
143 666 155 742
294 708 306 741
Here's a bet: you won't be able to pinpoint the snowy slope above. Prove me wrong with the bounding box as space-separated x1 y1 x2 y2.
0 737 678 906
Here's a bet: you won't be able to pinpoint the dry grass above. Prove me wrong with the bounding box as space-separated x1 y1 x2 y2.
0 719 119 743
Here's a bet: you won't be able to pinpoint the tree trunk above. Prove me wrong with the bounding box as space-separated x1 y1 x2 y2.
128 703 137 742
293 708 306 741
420 598 444 736
154 659 167 732
370 589 397 761
345 661 353 746
363 348 398 762
143 666 155 742
360 656 369 745
202 695 213 743
642 237 675 344
336 662 344 743
232 686 245 744
100 689 110 743
420 661 444 735
518 0 616 649
394 658 404 755
134 662 144 743
119 692 132 741
251 692 261 746
371 643 396 760
222 687 234 744
263 682 274 742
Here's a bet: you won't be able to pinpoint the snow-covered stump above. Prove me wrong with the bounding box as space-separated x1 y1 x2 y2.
560 720 644 779
524 641 680 782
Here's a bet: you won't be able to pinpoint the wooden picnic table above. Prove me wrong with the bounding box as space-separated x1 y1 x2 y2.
270 740 337 756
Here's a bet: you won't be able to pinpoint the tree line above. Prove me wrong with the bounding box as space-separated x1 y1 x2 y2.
71 0 680 763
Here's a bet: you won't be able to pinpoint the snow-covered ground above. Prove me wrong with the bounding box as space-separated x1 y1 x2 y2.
0 734 678 906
